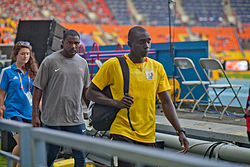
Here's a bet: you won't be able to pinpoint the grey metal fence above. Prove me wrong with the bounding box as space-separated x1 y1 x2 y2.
0 119 248 167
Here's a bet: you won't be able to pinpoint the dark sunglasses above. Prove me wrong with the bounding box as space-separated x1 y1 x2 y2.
16 41 30 46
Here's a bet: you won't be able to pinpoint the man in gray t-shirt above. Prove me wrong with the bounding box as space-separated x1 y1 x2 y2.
32 29 90 167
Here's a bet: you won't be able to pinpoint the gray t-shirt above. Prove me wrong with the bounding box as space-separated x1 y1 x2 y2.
33 50 90 126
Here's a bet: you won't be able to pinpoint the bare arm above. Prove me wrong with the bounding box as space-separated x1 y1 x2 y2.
0 88 6 118
158 90 189 153
32 86 43 127
82 87 90 107
86 82 133 109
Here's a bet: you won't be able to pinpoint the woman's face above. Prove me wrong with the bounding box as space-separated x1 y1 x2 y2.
16 48 31 65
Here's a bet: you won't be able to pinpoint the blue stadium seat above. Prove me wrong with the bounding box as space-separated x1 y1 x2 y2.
105 0 131 25
230 0 250 23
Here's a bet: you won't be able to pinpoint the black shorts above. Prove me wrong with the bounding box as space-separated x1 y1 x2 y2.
10 116 32 135
111 134 156 147
110 134 156 167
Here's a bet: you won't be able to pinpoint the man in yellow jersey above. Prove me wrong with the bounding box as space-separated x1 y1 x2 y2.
86 26 189 166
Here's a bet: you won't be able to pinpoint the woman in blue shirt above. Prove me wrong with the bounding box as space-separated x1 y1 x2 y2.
0 41 38 167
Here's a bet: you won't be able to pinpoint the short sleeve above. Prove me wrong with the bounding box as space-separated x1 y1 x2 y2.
33 59 49 90
84 63 91 88
91 58 115 90
0 69 9 91
157 64 171 93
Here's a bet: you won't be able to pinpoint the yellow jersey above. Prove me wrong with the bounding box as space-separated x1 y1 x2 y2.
92 54 171 143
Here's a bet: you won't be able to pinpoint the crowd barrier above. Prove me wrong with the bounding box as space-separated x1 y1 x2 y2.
0 119 245 167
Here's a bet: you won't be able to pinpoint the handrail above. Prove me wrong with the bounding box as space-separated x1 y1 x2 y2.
87 51 156 58
31 128 241 167
0 118 31 132
91 42 100 59
78 44 86 55
92 42 99 52
0 150 19 162
90 42 100 78
116 43 123 50
0 119 246 167
82 45 156 78
87 49 155 55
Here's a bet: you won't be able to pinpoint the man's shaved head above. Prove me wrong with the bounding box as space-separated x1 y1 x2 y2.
128 26 147 41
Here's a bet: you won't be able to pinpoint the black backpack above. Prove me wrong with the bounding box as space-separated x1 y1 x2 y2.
90 56 134 131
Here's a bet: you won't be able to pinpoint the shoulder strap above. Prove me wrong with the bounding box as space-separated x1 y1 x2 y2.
116 56 129 95
116 56 135 131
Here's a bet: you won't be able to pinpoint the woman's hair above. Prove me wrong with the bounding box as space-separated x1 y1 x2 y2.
11 42 38 80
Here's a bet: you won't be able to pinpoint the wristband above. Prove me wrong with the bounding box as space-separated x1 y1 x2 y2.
176 128 186 135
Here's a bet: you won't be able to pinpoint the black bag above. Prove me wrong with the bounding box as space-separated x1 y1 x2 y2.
90 56 133 131
90 86 120 131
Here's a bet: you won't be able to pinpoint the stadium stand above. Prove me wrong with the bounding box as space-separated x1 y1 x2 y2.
44 0 87 23
83 0 117 25
190 27 240 52
1 0 44 21
133 0 171 26
0 0 249 61
237 26 250 50
146 26 188 42
61 23 112 45
105 0 131 25
230 0 250 23
0 0 45 43
0 17 16 44
101 25 134 44
182 0 225 27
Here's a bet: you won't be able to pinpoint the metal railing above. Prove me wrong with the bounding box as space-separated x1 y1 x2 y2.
0 119 248 167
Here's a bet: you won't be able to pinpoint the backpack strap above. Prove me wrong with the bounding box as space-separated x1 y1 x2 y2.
117 56 129 95
116 56 135 131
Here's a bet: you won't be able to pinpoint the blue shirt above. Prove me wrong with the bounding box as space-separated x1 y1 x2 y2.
0 63 33 119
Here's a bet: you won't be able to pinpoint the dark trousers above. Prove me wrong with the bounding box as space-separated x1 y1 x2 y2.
45 124 86 167
10 116 32 123
111 134 156 167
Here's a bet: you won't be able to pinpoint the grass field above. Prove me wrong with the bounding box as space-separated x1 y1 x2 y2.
224 71 250 79
0 156 7 167
0 142 7 167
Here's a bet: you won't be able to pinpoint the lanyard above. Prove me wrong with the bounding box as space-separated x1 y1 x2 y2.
17 72 30 93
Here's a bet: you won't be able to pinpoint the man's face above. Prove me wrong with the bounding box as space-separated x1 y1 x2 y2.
130 31 151 58
62 35 80 57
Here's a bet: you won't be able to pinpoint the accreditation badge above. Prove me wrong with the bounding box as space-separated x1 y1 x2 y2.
146 70 154 80
25 91 32 106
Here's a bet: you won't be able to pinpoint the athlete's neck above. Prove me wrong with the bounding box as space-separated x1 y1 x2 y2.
60 50 74 58
128 53 144 63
